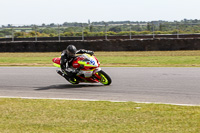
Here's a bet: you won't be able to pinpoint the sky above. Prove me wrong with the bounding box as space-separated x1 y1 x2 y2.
0 0 200 25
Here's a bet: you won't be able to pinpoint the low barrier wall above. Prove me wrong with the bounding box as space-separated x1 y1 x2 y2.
1 34 200 42
0 38 200 52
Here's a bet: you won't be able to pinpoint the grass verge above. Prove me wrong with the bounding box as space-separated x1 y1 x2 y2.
0 98 199 133
0 51 200 67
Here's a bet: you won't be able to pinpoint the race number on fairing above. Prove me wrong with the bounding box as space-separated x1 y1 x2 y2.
90 59 95 65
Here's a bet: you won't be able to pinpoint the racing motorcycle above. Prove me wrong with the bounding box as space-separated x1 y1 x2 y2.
52 53 112 85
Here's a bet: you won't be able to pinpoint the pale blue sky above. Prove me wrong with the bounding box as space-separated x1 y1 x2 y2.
0 0 199 25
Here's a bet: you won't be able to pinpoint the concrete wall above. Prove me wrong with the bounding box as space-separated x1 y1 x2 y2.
0 38 200 52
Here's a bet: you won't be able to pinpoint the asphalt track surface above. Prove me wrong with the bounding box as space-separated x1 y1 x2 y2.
0 67 200 105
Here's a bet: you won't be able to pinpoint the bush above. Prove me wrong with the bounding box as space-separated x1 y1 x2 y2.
107 31 116 36
63 32 73 37
14 32 24 38
154 31 163 34
0 33 4 37
117 31 129 36
49 33 56 37
139 31 151 35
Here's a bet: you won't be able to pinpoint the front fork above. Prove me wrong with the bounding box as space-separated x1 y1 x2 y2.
93 67 102 80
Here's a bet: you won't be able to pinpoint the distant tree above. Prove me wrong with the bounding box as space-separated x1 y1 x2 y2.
63 22 68 26
159 23 163 31
147 23 151 31
50 23 55 27
89 25 93 32
7 24 12 28
108 26 122 32
42 23 46 27
40 28 57 34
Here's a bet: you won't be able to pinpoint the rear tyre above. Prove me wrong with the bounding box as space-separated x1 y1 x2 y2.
96 70 112 85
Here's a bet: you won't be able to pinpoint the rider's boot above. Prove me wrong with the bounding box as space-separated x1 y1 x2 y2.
56 70 78 84
56 70 70 80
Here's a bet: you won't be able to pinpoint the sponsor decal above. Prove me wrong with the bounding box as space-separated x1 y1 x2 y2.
73 63 79 67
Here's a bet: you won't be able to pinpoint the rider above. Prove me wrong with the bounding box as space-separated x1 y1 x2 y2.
59 44 94 82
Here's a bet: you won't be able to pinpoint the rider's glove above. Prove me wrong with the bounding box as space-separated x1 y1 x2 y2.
88 51 94 56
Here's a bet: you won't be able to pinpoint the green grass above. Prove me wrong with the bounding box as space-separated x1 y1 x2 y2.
0 98 199 133
0 51 200 67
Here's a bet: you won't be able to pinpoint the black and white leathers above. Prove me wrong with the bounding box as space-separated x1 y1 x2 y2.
60 49 94 72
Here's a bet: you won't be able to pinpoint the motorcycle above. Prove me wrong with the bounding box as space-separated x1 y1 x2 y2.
52 53 112 85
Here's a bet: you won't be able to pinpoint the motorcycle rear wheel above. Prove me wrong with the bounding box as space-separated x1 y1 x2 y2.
96 70 112 85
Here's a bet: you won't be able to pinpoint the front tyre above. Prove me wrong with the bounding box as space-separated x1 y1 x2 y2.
96 70 112 85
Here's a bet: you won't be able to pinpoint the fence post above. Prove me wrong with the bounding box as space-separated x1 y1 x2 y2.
34 25 37 42
58 24 61 42
176 22 179 39
129 22 132 40
82 24 84 41
152 22 155 39
12 25 14 42
104 22 108 40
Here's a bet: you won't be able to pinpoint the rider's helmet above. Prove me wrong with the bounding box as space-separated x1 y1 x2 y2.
66 45 77 58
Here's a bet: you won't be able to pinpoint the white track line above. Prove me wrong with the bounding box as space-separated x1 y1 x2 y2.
0 96 199 106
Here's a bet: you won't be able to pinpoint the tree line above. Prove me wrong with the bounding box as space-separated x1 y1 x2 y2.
0 19 200 38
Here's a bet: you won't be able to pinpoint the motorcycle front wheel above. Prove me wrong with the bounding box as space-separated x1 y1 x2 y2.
96 70 112 85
